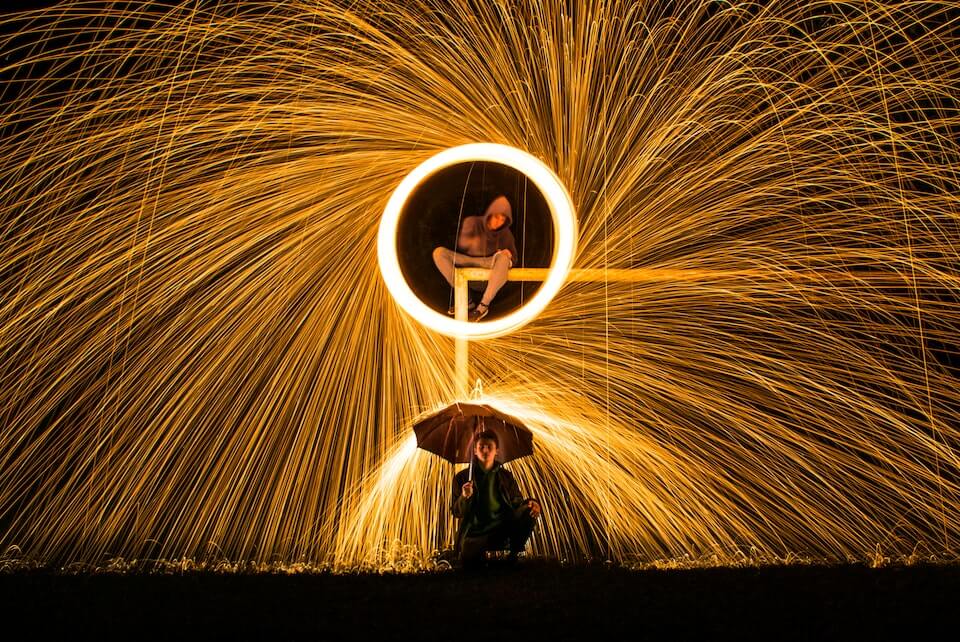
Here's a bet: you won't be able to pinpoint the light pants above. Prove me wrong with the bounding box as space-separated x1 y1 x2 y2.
432 246 512 306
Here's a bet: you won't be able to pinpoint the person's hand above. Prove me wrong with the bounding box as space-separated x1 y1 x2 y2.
462 481 474 499
501 249 513 261
527 499 541 518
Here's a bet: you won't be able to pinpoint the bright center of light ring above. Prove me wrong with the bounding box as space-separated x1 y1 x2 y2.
378 143 577 339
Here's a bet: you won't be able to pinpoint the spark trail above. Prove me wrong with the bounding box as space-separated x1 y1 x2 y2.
1 0 959 568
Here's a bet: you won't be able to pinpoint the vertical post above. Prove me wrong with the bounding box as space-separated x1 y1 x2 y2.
454 268 469 396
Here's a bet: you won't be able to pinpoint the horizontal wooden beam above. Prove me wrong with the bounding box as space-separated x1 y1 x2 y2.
456 266 934 284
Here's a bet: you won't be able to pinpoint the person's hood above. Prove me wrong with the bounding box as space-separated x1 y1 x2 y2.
483 196 512 229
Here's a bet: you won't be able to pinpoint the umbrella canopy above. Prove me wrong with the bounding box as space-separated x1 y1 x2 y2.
413 402 534 465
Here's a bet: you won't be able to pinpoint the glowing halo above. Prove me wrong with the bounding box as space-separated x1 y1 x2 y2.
378 143 577 339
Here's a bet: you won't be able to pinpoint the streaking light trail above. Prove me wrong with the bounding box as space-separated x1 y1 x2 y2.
0 1 959 569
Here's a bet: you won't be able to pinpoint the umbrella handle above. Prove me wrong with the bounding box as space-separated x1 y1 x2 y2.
467 417 485 483
467 432 475 483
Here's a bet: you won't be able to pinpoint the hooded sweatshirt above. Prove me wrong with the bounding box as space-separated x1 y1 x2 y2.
456 196 519 260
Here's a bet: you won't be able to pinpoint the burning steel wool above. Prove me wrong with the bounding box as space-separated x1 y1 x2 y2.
1 1 959 570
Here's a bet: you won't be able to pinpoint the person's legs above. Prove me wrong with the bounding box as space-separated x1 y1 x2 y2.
479 251 512 307
507 505 537 556
433 247 497 287
435 248 505 316
459 534 491 570
432 247 458 288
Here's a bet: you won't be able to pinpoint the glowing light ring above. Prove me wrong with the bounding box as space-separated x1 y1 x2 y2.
379 144 577 339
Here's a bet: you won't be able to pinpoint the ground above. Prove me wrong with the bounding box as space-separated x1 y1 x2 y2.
2 560 957 639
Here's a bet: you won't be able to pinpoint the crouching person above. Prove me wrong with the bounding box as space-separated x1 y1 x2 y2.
450 429 542 569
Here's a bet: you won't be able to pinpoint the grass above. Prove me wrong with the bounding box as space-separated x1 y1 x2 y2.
2 546 959 639
3 542 958 575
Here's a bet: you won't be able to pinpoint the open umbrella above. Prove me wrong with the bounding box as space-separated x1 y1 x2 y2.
412 402 534 473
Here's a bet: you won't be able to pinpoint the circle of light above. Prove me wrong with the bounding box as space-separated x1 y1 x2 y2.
378 143 577 340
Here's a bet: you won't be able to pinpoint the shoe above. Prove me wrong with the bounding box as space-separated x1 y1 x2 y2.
447 299 477 316
468 302 489 322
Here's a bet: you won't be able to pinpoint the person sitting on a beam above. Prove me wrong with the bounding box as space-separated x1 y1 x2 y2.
432 194 517 322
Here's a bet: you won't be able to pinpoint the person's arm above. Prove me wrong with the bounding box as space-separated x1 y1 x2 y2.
451 473 473 519
503 230 518 265
456 217 481 254
503 469 541 517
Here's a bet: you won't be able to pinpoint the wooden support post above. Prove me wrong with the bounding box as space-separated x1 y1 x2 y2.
454 269 469 396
